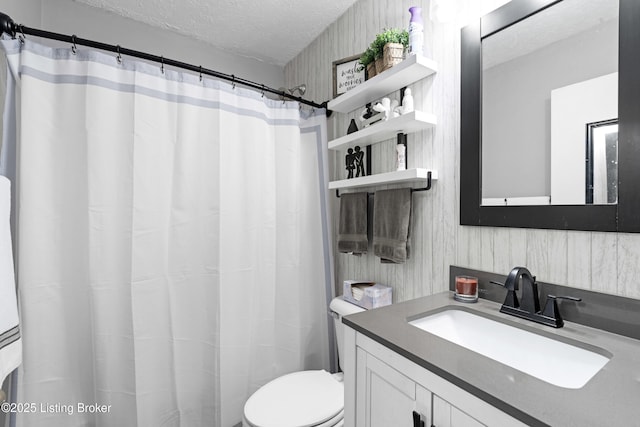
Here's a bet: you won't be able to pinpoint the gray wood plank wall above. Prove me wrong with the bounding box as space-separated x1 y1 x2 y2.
284 0 640 303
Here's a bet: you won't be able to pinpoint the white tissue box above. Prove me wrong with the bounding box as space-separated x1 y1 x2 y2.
343 280 392 309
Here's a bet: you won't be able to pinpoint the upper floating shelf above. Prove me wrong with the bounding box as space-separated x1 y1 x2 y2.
327 54 438 113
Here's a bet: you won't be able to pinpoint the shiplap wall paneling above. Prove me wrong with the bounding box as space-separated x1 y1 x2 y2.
285 0 640 303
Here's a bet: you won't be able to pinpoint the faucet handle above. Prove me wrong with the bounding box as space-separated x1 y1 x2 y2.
542 295 582 328
549 295 581 302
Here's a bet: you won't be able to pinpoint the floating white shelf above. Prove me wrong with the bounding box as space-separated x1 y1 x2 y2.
327 54 438 113
328 168 438 191
328 110 437 151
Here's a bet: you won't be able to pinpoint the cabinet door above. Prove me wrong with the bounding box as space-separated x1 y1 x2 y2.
349 331 529 427
433 395 486 427
356 348 432 427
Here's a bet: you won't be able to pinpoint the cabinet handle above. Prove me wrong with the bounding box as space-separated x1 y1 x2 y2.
412 410 429 427
412 411 421 427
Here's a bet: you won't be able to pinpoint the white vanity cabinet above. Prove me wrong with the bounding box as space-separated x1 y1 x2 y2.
344 326 527 427
432 396 485 427
356 347 432 427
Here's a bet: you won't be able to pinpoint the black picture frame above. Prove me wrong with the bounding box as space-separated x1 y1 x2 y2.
332 54 365 98
460 0 640 232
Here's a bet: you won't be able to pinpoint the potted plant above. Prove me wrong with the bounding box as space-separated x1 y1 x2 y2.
372 28 409 73
369 34 385 74
359 48 377 80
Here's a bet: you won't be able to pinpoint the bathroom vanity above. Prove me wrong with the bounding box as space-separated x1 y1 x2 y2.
341 289 640 426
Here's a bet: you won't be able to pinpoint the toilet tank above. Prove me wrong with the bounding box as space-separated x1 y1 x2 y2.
329 297 366 370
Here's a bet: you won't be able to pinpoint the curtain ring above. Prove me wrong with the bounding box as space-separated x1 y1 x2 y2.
161 56 165 74
18 25 25 44
116 45 122 64
231 75 236 89
261 84 265 98
199 65 203 82
71 35 77 55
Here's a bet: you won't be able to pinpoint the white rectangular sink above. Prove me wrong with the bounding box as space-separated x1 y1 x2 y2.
409 309 610 389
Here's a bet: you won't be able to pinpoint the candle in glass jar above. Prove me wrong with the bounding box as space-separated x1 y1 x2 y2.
454 275 478 303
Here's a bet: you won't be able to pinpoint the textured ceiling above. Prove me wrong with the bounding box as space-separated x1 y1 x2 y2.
73 0 359 66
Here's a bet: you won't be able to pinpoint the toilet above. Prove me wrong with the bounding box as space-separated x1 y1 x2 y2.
242 297 365 427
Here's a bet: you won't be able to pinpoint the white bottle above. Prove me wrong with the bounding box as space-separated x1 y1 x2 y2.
396 144 407 171
408 7 424 56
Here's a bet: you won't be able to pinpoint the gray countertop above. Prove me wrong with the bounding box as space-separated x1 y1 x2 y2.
342 292 640 427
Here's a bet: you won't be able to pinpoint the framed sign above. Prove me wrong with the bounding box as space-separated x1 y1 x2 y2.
332 54 365 98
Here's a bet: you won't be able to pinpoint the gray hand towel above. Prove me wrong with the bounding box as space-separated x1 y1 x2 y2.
337 192 368 255
373 188 411 263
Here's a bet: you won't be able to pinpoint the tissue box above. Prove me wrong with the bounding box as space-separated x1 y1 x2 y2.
343 280 392 309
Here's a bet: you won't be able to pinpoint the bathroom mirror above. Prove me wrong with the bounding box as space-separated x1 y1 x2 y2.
482 0 617 206
460 0 640 231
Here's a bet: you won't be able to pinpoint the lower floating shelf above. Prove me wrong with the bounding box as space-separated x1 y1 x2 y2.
328 168 438 191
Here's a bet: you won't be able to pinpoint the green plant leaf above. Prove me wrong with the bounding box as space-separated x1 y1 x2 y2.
371 28 409 58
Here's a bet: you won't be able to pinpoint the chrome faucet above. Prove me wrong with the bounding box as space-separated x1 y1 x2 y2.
492 267 581 328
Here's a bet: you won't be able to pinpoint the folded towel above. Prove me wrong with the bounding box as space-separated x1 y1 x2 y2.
0 176 21 385
337 192 368 255
373 188 412 263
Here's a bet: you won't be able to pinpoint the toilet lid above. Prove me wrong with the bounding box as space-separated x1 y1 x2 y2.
244 370 344 427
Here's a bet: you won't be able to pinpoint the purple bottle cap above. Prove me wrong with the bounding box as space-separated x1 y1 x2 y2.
409 6 423 23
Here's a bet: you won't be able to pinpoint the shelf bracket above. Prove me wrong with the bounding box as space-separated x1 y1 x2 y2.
334 171 432 198
411 171 432 193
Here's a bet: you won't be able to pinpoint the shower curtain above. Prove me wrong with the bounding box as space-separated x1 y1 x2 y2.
0 38 333 427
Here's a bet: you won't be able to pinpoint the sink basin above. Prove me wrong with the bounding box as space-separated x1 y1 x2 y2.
409 308 610 389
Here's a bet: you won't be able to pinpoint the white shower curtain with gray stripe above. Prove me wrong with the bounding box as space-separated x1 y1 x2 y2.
1 38 333 427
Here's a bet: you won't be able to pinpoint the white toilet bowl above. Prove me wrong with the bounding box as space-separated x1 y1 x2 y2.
242 297 365 427
242 370 344 427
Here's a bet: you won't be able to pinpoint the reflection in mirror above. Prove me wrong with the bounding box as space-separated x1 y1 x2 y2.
550 72 617 204
480 0 619 206
586 119 618 204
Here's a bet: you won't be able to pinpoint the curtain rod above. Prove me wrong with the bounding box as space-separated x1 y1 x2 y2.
0 11 331 115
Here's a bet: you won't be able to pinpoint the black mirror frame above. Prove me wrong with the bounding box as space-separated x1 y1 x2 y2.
460 0 640 232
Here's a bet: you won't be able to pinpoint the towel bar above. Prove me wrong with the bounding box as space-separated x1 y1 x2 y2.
334 171 432 198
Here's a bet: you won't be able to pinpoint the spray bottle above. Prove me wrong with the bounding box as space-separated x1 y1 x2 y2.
408 6 424 56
